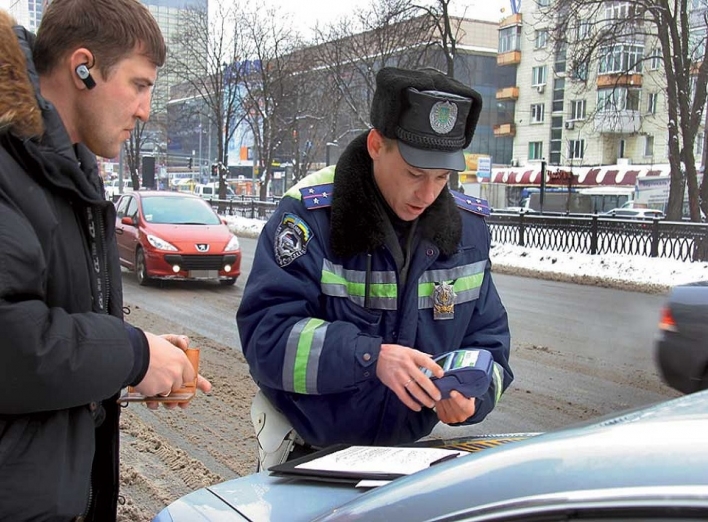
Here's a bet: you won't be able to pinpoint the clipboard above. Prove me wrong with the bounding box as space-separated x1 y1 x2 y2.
268 444 460 483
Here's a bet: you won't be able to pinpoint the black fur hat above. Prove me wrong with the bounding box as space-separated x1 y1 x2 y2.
370 67 483 171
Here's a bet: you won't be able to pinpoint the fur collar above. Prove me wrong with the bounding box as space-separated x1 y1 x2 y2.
0 11 42 138
330 132 462 258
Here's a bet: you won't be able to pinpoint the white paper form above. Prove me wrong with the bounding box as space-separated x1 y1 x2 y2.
295 446 460 476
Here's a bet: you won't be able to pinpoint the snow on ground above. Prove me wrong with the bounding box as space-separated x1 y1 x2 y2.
224 215 706 294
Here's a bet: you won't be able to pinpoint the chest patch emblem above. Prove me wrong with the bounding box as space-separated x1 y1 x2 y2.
274 213 313 267
433 281 456 320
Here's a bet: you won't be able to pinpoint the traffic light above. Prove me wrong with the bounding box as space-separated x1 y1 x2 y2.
211 164 218 178
188 157 193 169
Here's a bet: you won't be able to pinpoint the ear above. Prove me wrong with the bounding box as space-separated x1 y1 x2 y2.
69 48 95 90
366 129 383 159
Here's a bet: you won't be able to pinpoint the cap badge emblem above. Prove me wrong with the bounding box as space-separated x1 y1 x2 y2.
429 101 458 135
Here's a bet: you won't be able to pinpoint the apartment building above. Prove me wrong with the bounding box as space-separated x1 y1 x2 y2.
495 0 706 169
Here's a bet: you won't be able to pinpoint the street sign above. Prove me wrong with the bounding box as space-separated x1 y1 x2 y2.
477 156 492 179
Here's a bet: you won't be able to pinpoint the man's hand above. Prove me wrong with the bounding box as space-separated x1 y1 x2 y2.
435 391 476 424
376 344 444 411
133 333 212 410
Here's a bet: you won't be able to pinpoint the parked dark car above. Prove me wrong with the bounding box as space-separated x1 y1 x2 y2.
153 390 708 521
656 281 708 393
114 191 241 286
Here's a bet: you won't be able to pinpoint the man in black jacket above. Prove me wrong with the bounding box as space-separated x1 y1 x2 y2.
0 1 211 520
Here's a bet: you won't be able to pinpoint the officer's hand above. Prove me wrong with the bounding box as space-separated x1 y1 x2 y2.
435 390 476 424
376 344 443 411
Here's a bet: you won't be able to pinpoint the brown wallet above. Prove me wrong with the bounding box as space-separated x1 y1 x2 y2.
118 347 200 403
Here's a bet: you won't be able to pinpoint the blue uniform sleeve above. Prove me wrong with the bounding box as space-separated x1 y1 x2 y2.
455 225 513 425
236 198 381 395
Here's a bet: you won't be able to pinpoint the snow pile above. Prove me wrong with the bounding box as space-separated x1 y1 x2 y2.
224 215 705 293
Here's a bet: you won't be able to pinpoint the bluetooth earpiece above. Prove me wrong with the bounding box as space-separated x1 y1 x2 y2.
75 64 96 90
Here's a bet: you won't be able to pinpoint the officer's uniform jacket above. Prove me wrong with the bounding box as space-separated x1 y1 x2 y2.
237 133 513 448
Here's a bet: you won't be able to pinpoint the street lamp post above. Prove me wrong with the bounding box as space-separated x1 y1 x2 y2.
325 141 338 166
198 113 203 180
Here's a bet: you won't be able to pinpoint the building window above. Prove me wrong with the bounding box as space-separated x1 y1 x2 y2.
575 20 591 40
535 30 549 49
552 78 565 112
597 88 640 112
647 92 658 114
605 1 640 24
569 100 585 120
499 26 521 53
529 141 544 160
690 28 707 62
569 60 589 81
648 48 662 70
531 103 545 123
598 44 644 74
568 139 585 159
532 65 547 86
644 135 654 157
696 132 705 160
554 42 567 74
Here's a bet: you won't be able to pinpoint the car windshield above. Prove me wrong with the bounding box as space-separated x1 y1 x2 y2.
141 196 222 225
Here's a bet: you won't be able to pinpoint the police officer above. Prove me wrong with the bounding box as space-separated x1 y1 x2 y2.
237 67 513 468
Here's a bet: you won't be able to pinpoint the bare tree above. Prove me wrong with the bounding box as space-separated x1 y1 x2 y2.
311 0 474 189
311 0 436 143
124 121 147 190
168 0 246 201
237 3 305 201
545 0 708 221
123 74 169 191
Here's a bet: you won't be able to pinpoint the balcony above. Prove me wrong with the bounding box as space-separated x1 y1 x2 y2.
596 73 643 89
494 123 516 137
496 86 520 100
497 51 521 66
499 13 522 28
593 111 641 134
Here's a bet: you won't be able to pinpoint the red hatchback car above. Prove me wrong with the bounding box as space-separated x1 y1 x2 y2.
114 191 241 286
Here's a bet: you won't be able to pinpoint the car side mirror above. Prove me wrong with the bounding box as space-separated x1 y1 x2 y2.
121 216 136 227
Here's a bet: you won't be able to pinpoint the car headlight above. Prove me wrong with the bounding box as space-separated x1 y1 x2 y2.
146 234 178 251
224 234 240 252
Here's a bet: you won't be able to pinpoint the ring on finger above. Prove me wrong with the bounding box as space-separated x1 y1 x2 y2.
404 378 414 388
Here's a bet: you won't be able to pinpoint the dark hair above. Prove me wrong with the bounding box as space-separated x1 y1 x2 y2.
33 0 166 79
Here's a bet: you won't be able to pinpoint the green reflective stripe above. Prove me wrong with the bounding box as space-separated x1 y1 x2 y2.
417 260 487 309
283 318 327 394
284 166 336 199
321 259 398 310
492 362 504 404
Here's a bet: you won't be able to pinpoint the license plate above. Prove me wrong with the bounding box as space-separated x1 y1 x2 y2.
188 270 218 279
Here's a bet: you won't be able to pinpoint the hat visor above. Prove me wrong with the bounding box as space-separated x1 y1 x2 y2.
397 141 466 171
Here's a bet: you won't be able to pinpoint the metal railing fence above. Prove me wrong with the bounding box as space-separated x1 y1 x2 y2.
206 197 708 263
487 213 708 262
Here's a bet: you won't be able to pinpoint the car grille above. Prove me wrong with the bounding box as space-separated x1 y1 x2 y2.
163 254 237 271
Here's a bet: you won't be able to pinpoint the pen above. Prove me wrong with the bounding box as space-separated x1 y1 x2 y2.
429 452 460 467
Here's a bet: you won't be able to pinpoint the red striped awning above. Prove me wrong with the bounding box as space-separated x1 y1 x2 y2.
577 168 600 186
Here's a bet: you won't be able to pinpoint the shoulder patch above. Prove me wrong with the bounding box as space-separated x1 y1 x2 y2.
300 183 333 210
450 190 491 217
274 213 314 267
